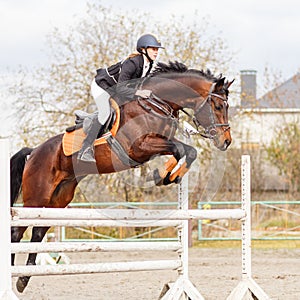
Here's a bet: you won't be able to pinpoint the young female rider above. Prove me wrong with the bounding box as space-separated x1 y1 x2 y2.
78 33 164 162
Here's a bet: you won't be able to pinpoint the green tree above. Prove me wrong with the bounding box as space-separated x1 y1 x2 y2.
265 122 300 193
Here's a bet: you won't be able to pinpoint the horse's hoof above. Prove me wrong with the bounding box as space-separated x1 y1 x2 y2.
174 176 182 184
162 174 181 185
16 276 29 293
163 175 172 186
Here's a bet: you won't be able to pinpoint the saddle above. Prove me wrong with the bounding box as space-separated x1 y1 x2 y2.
62 99 120 156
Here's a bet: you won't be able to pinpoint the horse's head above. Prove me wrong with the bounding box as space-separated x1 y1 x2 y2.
193 77 234 151
146 61 234 150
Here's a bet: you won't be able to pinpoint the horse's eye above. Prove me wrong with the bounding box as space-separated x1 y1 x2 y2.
215 104 223 111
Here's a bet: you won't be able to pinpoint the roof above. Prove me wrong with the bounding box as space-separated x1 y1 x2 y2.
259 73 300 108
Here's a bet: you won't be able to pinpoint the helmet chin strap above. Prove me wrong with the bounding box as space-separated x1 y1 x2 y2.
141 49 153 76
142 48 153 63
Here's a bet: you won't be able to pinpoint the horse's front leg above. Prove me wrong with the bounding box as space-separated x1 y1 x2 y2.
139 137 197 186
161 141 197 185
151 156 178 185
16 226 50 293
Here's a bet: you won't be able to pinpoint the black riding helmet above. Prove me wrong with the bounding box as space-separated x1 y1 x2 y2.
136 34 164 62
136 34 164 52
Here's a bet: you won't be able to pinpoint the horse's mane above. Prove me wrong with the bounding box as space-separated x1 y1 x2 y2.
151 61 220 82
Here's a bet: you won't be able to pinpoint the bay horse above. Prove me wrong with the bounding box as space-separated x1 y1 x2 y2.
10 61 234 292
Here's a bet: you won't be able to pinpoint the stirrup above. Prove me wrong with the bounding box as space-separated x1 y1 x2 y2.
77 146 96 163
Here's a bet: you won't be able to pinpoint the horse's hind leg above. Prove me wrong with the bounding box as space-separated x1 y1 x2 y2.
11 226 28 265
16 226 50 293
16 178 80 293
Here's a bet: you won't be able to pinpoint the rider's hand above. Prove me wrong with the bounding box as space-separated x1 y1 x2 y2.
135 89 152 99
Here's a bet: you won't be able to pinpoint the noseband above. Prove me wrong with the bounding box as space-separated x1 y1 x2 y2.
193 84 230 140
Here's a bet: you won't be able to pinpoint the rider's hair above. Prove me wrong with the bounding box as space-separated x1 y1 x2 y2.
127 51 141 59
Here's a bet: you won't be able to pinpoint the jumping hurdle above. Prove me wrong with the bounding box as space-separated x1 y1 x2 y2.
0 139 270 299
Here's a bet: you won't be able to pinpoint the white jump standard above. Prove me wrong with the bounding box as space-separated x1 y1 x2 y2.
227 155 270 300
0 140 19 300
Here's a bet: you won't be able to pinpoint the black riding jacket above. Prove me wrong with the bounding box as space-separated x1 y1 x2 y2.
95 54 152 100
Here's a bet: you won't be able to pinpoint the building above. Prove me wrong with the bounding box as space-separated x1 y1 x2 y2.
231 71 300 190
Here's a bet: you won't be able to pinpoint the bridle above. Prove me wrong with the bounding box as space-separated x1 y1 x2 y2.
192 83 230 140
136 82 230 140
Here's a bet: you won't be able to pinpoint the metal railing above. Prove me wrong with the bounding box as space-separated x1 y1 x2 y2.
198 200 300 240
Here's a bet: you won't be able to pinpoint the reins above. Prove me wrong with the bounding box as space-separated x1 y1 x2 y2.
137 94 176 120
137 94 179 139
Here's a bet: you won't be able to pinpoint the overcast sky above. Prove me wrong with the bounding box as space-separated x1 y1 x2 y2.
1 0 299 82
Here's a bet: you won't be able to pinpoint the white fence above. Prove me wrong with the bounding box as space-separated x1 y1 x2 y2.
0 139 270 299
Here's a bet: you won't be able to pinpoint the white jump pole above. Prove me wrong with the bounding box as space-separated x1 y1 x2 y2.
0 139 18 300
12 259 182 277
11 241 182 254
11 208 245 221
227 155 270 300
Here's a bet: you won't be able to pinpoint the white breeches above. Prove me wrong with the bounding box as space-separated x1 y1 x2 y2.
91 79 111 125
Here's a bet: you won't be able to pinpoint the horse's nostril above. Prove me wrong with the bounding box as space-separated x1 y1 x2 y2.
225 139 231 148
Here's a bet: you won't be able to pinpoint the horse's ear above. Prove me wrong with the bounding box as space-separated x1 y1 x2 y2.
227 79 235 89
215 77 225 91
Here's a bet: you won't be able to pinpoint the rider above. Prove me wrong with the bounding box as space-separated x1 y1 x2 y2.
77 33 164 162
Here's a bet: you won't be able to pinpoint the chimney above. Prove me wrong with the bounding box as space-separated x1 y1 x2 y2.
240 70 257 107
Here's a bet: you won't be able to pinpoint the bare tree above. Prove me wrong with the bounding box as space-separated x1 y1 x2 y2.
9 2 233 143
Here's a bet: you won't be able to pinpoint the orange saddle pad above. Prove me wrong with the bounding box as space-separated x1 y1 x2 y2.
62 99 120 156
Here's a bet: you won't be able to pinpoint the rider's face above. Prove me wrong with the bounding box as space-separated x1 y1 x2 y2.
145 47 159 61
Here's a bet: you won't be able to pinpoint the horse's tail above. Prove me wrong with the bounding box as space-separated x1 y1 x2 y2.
10 147 34 206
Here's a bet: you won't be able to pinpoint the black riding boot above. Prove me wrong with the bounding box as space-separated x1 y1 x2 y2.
77 118 104 162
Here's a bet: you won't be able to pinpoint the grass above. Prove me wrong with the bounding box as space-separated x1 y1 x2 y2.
193 239 300 249
258 218 299 229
